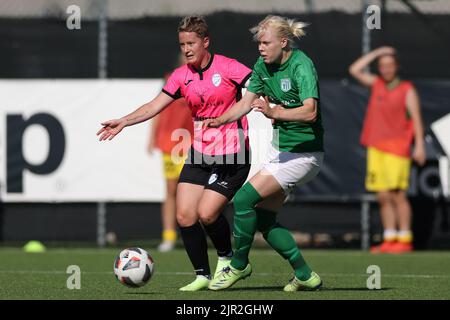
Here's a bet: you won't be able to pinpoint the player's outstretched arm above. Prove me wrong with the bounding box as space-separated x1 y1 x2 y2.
97 92 173 141
203 91 259 128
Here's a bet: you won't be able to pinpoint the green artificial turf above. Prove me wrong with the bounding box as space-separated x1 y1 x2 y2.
1 248 449 300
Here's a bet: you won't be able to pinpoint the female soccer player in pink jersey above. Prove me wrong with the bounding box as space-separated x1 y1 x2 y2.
97 16 252 291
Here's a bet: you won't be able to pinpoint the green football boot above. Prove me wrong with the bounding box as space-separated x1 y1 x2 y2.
283 271 323 292
179 275 210 291
208 264 252 291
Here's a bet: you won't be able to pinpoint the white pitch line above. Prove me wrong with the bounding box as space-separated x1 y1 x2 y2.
0 270 449 279
2 249 449 259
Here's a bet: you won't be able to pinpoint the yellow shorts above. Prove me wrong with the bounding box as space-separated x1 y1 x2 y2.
162 153 185 180
366 147 411 192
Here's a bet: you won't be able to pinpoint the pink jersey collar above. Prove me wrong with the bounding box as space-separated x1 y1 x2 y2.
189 53 214 79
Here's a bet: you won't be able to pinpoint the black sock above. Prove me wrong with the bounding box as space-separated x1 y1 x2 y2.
179 222 211 277
203 214 233 257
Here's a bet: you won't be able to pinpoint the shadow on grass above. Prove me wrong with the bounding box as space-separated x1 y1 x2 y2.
124 292 162 295
225 287 393 292
227 286 284 291
320 287 393 292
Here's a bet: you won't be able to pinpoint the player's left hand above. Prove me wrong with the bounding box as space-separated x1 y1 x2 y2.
251 98 276 119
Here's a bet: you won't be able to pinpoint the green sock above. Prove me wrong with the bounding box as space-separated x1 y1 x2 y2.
256 208 312 281
230 183 262 270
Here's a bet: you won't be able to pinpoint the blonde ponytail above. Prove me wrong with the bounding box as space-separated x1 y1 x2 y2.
250 15 309 48
287 19 308 38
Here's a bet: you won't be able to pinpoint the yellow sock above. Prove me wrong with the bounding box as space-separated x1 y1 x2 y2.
162 229 177 242
398 230 413 244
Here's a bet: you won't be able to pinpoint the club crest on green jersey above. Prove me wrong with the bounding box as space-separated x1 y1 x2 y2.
280 78 291 92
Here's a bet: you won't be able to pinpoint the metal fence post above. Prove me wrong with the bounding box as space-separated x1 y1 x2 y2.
97 202 106 248
362 0 371 55
361 197 371 250
98 0 108 79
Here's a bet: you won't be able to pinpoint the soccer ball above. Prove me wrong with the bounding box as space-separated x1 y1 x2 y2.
113 247 154 287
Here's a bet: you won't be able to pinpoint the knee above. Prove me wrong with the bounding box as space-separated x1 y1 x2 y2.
258 226 271 240
197 209 217 226
377 192 393 206
176 208 197 227
259 222 283 239
233 184 260 214
392 191 408 205
167 186 177 199
166 180 177 198
233 188 248 211
256 211 277 236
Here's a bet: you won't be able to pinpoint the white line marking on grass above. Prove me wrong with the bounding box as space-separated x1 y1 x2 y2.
2 248 449 259
321 273 450 279
252 251 450 258
0 270 449 279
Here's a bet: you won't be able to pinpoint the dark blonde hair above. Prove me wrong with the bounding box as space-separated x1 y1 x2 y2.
178 16 209 38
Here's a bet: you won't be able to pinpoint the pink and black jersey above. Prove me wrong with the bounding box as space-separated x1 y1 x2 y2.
162 54 252 156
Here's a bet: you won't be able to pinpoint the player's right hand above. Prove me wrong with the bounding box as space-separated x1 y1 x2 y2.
203 118 223 128
97 119 127 141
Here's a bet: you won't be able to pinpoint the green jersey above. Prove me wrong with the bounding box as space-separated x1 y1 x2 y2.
247 49 324 153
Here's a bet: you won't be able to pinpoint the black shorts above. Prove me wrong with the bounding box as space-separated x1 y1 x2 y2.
178 148 251 200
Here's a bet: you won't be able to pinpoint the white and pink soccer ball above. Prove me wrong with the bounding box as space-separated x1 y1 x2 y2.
114 247 154 287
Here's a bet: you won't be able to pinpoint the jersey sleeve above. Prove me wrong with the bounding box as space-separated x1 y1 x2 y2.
246 62 264 95
162 69 182 100
295 59 319 102
227 59 252 87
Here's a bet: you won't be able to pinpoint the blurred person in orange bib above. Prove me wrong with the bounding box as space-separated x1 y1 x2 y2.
349 46 426 254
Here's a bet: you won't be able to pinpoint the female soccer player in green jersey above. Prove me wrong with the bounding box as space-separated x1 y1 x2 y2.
204 15 324 292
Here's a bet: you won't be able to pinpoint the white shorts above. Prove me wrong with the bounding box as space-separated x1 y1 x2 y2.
261 144 324 194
